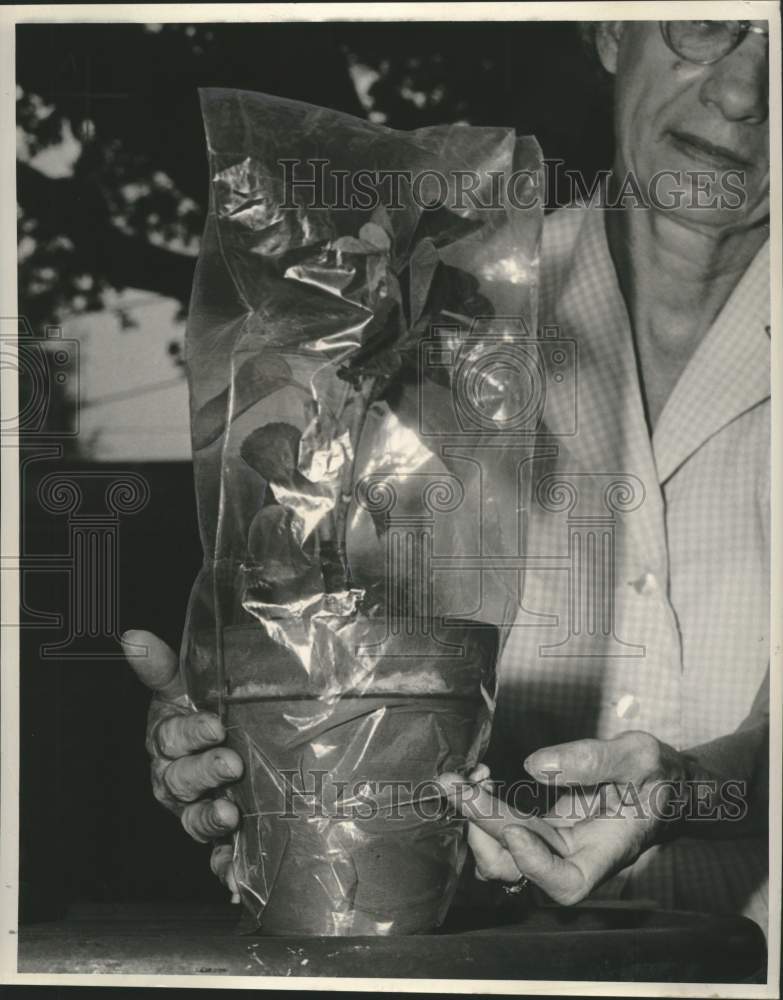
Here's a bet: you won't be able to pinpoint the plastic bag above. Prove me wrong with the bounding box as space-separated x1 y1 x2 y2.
182 88 543 935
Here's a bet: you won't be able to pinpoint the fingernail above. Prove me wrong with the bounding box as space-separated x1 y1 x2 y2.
217 757 237 779
230 893 240 905
199 718 220 742
525 754 559 775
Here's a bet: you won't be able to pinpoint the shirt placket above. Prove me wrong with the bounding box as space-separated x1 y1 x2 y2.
549 209 684 748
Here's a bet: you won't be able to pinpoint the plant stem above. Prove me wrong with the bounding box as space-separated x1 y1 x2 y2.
312 376 375 594
334 376 376 591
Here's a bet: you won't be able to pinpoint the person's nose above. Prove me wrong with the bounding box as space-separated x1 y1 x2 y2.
698 34 768 124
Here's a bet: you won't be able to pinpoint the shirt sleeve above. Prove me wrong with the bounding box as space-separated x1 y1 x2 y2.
683 666 768 786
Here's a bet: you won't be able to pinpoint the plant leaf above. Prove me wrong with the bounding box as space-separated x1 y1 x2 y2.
358 222 391 252
239 422 303 487
331 235 373 255
192 355 292 452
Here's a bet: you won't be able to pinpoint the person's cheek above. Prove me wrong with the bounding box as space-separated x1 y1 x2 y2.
612 65 657 178
615 89 647 180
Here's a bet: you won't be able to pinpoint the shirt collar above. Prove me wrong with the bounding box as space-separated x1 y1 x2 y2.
652 239 770 484
544 207 771 488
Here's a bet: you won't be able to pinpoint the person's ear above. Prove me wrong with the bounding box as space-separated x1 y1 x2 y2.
595 21 624 75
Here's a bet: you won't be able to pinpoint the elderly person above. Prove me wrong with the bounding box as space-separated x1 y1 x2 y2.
125 19 770 933
440 17 771 933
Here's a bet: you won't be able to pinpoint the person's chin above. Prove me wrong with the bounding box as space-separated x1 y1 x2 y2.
642 164 761 227
655 200 767 234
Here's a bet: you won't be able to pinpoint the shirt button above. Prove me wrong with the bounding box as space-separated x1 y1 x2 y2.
615 693 640 720
630 571 658 596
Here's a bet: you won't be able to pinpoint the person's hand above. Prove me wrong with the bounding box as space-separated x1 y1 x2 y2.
122 629 242 900
439 731 685 905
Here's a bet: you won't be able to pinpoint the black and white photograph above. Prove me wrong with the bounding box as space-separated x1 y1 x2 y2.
1 2 780 993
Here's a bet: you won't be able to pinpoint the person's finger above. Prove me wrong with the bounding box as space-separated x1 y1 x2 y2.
501 824 590 906
468 764 491 783
155 712 225 759
163 747 244 803
468 822 520 883
544 787 602 825
122 629 187 703
467 764 495 794
210 843 240 902
524 732 662 787
436 772 567 854
181 797 240 844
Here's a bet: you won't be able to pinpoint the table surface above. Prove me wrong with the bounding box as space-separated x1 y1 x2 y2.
17 901 766 983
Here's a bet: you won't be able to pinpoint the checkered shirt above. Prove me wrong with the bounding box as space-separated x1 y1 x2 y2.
494 205 771 932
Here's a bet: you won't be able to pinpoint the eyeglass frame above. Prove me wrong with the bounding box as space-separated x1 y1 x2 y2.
660 20 769 66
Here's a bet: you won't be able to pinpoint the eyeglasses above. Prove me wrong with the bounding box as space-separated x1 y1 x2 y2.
660 20 769 65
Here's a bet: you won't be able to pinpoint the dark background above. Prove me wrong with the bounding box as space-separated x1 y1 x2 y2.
16 19 614 920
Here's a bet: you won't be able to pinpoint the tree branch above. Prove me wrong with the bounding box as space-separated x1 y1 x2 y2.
17 161 197 304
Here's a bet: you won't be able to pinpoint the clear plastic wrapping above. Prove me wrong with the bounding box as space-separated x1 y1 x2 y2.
182 88 542 935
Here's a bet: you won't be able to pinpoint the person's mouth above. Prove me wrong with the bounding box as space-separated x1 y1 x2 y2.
667 130 752 170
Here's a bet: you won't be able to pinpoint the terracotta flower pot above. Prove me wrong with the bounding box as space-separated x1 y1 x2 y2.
194 616 498 936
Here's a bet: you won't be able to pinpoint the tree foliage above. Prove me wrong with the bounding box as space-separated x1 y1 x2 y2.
17 21 611 329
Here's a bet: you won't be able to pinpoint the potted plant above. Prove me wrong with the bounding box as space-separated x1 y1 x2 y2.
182 88 542 935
